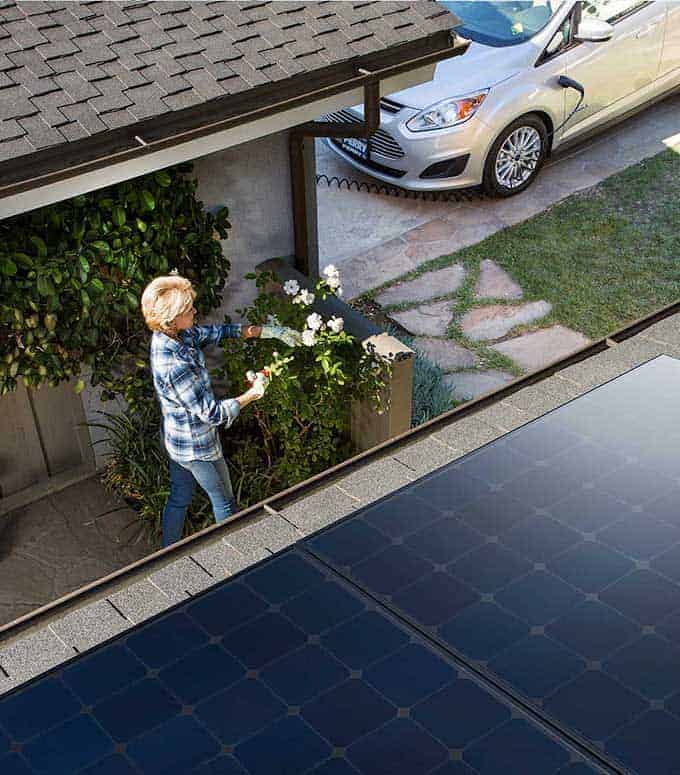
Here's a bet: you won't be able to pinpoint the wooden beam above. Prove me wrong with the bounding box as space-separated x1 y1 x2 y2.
289 132 319 278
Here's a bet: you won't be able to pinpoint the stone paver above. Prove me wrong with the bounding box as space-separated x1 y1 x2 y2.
412 337 478 370
492 325 590 372
391 300 453 337
443 370 515 401
475 260 523 300
375 264 465 307
459 301 552 341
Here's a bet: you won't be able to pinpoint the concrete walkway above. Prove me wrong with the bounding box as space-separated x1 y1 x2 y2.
0 477 152 627
317 92 680 398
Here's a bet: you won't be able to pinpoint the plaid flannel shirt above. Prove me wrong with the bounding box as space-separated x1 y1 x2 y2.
150 323 242 463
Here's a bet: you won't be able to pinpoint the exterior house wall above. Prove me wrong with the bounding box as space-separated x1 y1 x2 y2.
192 130 295 323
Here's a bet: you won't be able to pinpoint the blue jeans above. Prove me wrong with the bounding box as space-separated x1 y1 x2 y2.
161 452 237 548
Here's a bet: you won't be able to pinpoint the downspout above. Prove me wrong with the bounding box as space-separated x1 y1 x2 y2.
289 73 381 278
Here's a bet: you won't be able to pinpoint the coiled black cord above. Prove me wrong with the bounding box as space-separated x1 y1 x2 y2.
315 173 485 202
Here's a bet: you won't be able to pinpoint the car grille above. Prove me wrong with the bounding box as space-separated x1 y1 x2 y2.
319 109 405 160
379 97 405 114
329 139 407 179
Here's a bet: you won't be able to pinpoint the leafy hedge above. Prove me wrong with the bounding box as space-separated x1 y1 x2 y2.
0 162 231 408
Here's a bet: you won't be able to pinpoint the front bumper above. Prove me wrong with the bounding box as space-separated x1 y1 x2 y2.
323 104 493 191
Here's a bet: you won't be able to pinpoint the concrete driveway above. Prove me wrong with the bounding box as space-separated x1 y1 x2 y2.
317 92 680 299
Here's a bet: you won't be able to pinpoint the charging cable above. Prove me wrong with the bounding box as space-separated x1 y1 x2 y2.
550 75 586 136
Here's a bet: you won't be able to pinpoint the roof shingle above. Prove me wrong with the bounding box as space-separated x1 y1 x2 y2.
0 0 460 166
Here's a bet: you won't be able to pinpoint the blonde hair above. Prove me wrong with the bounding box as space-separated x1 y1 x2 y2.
141 275 196 335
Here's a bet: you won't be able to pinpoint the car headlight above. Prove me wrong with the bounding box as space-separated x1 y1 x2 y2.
406 90 489 132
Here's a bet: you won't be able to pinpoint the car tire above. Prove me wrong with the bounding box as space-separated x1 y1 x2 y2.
482 115 549 197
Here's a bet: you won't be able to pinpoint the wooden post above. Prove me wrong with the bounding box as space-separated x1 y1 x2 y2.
289 132 319 279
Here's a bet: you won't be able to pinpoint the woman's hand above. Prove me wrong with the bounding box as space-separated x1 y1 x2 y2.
260 324 303 348
236 369 270 408
245 370 270 399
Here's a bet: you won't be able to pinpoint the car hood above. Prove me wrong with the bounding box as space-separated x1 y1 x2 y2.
385 39 533 110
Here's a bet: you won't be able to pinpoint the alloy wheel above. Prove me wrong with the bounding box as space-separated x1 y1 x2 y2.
494 126 542 189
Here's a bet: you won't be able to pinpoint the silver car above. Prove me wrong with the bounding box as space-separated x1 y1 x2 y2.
326 0 680 196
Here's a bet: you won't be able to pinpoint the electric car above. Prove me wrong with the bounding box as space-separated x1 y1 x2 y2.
325 1 680 196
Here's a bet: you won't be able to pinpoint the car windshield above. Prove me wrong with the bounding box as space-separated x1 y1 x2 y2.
442 1 563 47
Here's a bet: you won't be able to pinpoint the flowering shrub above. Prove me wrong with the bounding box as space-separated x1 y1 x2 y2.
216 265 392 503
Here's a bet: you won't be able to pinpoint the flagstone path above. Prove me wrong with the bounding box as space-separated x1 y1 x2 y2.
380 260 590 402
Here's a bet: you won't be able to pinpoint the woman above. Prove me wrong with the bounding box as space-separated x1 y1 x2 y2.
141 274 301 547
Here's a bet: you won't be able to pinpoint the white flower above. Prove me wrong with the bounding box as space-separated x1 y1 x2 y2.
323 264 339 279
328 315 344 334
283 279 300 296
336 286 343 297
306 312 323 332
326 274 341 290
293 289 315 306
301 329 316 347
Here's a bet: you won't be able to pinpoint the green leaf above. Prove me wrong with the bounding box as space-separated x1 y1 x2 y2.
79 254 90 273
74 379 85 394
112 207 126 227
36 275 54 297
135 218 147 233
29 235 47 257
141 190 155 211
91 240 110 253
125 291 138 310
73 221 85 240
13 252 33 268
1 259 17 276
154 171 171 188
90 278 105 293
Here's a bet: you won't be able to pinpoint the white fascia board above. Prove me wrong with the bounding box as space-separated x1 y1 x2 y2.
0 64 435 221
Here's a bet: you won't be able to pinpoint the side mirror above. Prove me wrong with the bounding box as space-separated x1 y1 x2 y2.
546 30 565 55
574 16 614 42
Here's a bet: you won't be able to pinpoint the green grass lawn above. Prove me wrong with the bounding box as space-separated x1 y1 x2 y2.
366 149 680 372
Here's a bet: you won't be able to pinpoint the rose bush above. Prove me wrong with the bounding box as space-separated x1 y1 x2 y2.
216 265 392 504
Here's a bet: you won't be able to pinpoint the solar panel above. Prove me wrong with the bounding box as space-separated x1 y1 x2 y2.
308 356 680 775
0 551 595 775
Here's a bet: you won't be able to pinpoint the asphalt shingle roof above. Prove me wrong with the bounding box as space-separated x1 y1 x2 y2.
0 0 457 165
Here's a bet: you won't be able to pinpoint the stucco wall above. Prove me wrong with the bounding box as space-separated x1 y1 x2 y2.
192 129 295 323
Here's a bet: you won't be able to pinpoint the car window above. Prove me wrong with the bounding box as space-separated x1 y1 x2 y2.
442 1 565 47
582 0 647 23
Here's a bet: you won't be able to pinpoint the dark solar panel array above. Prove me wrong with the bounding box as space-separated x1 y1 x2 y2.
308 355 680 775
0 550 594 775
1 355 679 774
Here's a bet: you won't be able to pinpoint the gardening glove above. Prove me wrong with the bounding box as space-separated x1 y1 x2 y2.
246 369 271 399
260 324 303 348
